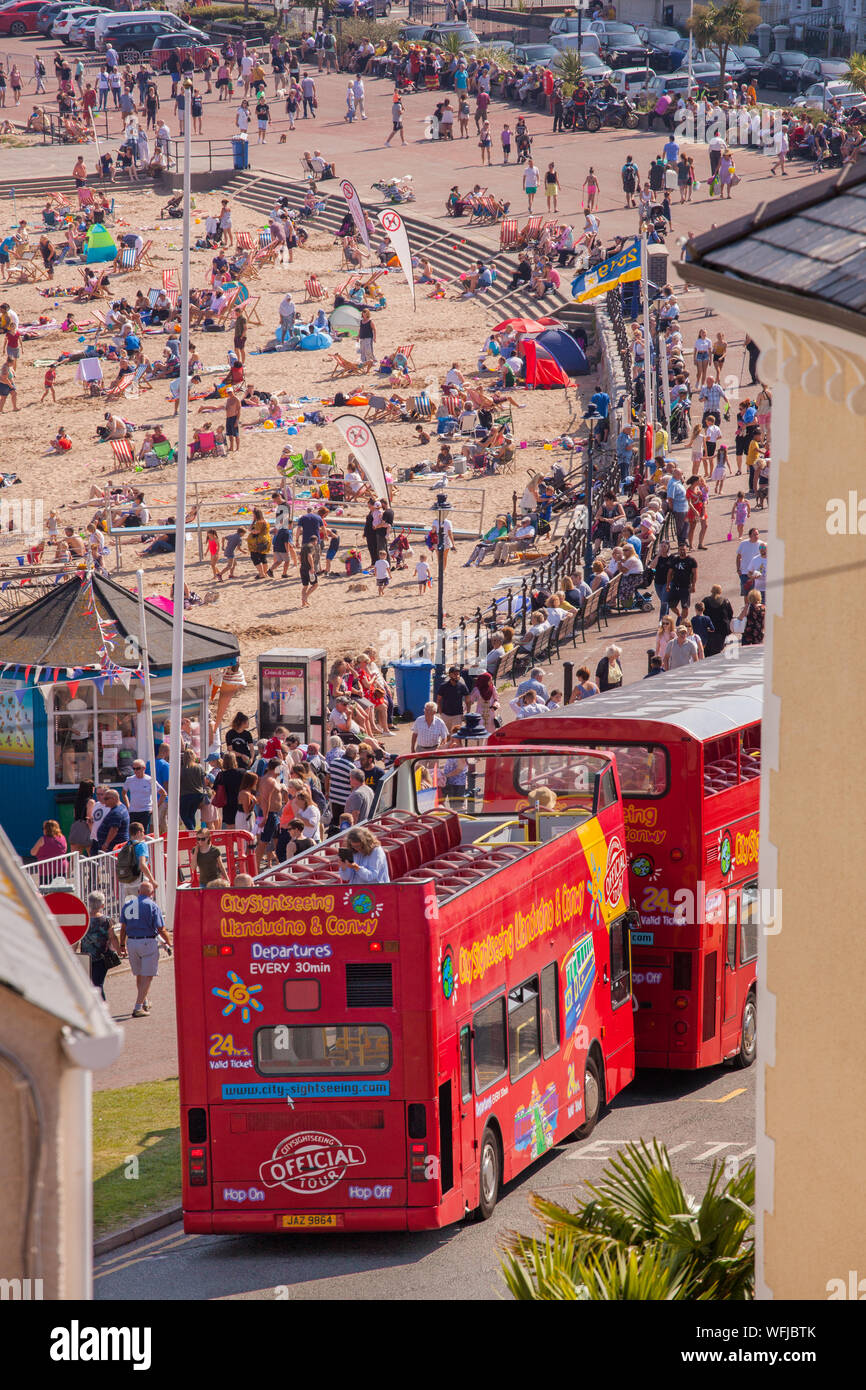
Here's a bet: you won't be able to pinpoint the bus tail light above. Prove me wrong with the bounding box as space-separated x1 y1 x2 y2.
369 941 383 952
674 996 689 1010
203 944 233 957
670 848 684 861
189 1147 208 1186
673 953 692 990
673 1021 688 1035
409 1142 428 1182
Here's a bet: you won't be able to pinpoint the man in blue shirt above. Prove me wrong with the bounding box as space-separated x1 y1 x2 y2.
589 390 610 442
516 667 549 701
119 883 171 1018
666 467 689 544
96 790 129 853
616 425 635 486
663 136 679 165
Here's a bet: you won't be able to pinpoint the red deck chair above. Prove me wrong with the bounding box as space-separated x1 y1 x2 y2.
500 217 519 250
110 437 134 467
395 342 415 368
305 274 325 301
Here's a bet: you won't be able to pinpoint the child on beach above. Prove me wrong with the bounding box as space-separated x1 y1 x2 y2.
49 426 72 452
374 552 391 595
712 442 731 495
415 557 431 594
206 527 221 579
41 364 57 403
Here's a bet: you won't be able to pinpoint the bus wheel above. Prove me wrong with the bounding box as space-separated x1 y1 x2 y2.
735 993 757 1068
475 1127 501 1222
575 1056 603 1138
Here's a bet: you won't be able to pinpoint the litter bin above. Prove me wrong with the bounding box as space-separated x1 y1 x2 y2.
391 659 434 719
232 136 249 170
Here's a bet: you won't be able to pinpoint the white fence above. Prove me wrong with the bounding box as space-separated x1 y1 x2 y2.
23 836 167 925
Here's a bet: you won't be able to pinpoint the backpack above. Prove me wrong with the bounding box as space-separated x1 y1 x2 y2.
116 841 140 884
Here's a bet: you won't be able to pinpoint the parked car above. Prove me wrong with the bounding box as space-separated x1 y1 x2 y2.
547 16 602 53
36 3 70 36
796 56 851 92
94 9 191 46
636 25 684 72
550 48 612 82
421 23 480 50
151 32 219 72
609 64 658 96
730 44 764 82
794 80 865 112
587 19 648 66
0 0 55 35
756 50 809 89
97 18 195 61
333 0 392 14
398 23 429 42
510 43 557 67
67 10 105 45
649 64 726 99
52 3 100 40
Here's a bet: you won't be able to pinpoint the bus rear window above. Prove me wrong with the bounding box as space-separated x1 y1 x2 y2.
589 744 669 797
255 1025 391 1076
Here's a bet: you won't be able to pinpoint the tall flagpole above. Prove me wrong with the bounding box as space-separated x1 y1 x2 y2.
165 77 193 931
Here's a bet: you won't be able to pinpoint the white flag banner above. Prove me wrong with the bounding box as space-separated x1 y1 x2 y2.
339 179 371 254
658 332 672 427
334 414 391 503
378 208 415 312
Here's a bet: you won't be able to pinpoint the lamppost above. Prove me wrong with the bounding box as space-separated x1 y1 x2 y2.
582 405 599 584
432 490 452 690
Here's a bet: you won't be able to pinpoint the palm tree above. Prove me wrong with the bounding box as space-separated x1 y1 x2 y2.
502 1140 755 1300
555 48 583 94
689 0 761 85
847 51 866 95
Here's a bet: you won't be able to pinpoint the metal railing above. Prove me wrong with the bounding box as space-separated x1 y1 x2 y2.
22 835 167 923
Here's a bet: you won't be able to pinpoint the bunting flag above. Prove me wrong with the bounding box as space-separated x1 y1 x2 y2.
572 239 642 303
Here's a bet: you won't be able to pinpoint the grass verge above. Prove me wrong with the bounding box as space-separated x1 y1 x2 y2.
93 1077 181 1238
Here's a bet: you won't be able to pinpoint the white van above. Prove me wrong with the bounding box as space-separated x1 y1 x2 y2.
94 9 188 44
610 66 657 96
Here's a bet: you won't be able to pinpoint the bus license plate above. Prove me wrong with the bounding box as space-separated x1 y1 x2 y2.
280 1214 340 1229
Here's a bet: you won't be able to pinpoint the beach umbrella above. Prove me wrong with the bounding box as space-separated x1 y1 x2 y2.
492 316 562 335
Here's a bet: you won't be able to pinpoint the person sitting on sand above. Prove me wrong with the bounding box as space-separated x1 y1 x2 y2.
49 426 72 454
96 411 130 442
137 424 170 459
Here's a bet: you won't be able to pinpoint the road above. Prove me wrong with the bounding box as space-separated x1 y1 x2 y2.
94 1061 754 1300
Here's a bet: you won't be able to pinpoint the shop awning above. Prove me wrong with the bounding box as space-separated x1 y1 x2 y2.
0 573 239 680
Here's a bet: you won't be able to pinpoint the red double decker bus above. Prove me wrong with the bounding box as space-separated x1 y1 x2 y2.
491 651 763 1070
174 745 636 1233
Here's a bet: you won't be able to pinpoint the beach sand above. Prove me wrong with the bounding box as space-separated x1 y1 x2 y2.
0 186 588 713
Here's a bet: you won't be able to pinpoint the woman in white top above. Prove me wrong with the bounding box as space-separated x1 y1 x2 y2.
293 788 321 843
689 422 707 475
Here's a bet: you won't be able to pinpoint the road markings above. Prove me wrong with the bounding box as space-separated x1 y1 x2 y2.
567 1138 754 1163
95 1232 194 1280
688 1088 747 1104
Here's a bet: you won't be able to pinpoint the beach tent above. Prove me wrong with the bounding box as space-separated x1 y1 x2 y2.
536 328 589 376
521 338 570 390
299 331 333 351
84 223 117 264
330 304 363 338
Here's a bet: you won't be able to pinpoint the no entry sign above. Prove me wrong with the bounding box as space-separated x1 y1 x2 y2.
44 891 90 946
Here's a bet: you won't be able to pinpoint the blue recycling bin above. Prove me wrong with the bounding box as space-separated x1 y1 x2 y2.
232 137 249 170
391 659 434 719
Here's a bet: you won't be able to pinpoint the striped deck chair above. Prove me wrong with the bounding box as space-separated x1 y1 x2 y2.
520 215 543 246
442 392 461 418
236 232 254 251
105 372 135 399
118 245 137 271
412 393 432 419
163 268 178 292
305 275 325 302
165 288 179 311
214 285 241 325
242 294 262 326
110 437 134 468
396 342 416 368
500 217 519 250
258 229 272 249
